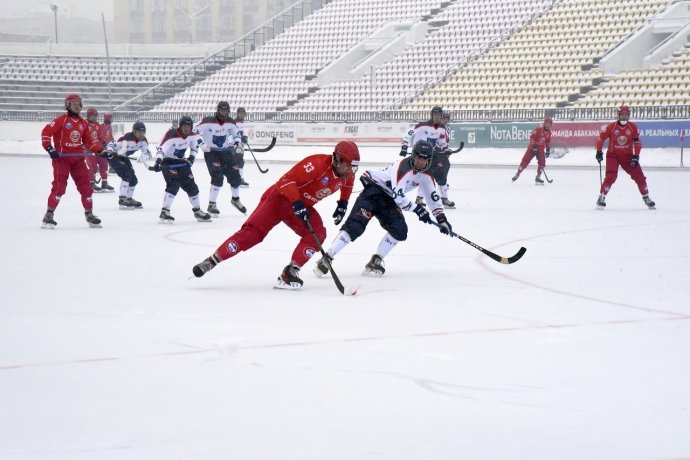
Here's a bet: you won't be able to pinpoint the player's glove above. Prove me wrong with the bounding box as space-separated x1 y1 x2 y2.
187 156 195 166
332 200 347 225
596 150 604 163
399 146 408 157
436 213 452 235
292 200 309 226
531 146 538 156
241 135 248 144
545 147 551 158
630 154 640 168
152 158 163 172
413 204 431 224
235 143 244 156
46 146 59 159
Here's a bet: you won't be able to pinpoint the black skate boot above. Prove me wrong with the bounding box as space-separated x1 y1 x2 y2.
511 173 520 182
441 197 456 209
100 180 115 192
207 201 220 218
119 196 133 210
192 254 220 278
363 254 385 276
534 176 544 185
193 207 212 222
41 210 57 229
596 194 606 210
240 178 250 188
91 180 101 192
124 197 142 209
313 254 333 278
159 208 175 224
642 195 656 209
85 211 102 228
231 197 247 214
275 264 303 290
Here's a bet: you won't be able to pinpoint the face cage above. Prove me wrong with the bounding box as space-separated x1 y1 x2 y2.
333 155 358 175
411 154 431 173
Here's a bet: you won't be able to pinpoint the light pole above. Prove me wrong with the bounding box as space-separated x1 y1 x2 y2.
50 4 58 43
174 4 210 43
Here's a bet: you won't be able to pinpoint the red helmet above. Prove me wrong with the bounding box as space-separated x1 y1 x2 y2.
543 116 553 127
64 94 82 110
86 107 98 118
103 113 113 122
618 105 631 116
334 140 360 166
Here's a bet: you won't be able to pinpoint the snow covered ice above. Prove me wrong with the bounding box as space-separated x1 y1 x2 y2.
1 142 689 459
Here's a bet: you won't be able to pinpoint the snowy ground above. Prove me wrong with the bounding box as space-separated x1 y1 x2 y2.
1 143 689 459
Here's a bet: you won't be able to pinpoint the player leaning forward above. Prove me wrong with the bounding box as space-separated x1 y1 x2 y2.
314 140 452 277
41 93 106 229
192 141 360 289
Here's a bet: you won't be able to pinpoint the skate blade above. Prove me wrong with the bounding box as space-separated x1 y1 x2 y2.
196 217 212 223
534 182 544 186
274 279 302 290
159 219 174 224
362 268 384 277
443 204 456 209
209 213 219 219
596 205 605 210
88 223 102 228
41 223 56 230
119 205 135 210
231 205 247 214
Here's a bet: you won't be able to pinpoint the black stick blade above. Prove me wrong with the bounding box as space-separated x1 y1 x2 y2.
501 246 527 264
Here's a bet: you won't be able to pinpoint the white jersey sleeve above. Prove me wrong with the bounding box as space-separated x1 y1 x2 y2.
362 159 443 213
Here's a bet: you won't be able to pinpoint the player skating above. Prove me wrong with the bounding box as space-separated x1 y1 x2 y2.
192 141 360 290
105 120 152 210
512 116 552 185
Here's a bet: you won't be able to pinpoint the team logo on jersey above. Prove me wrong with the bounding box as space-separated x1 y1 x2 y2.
305 248 315 258
321 176 330 185
315 188 333 199
65 122 73 129
613 129 621 136
70 131 80 143
226 241 239 253
617 136 628 146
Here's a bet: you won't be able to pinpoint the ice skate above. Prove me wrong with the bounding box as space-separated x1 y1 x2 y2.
192 254 219 278
159 208 175 224
240 178 250 188
119 197 142 210
193 207 212 222
511 173 520 182
441 197 455 209
207 202 220 218
313 254 333 278
91 181 102 192
41 210 57 229
362 254 385 276
415 196 426 207
596 194 606 210
85 211 102 228
534 177 544 185
126 197 143 209
274 264 303 290
100 180 115 192
642 195 656 209
231 197 247 214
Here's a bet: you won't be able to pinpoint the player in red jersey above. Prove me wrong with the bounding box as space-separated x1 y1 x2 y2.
84 107 114 193
192 140 360 290
512 116 552 185
40 94 106 229
595 105 655 209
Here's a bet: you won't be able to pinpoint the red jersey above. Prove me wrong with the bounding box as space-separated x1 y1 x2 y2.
527 126 551 153
98 122 114 144
85 121 102 153
596 121 641 156
42 114 102 154
273 154 354 207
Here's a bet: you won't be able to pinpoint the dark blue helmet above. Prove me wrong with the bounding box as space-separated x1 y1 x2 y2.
132 120 146 132
411 140 433 172
217 100 230 112
431 106 443 116
179 115 194 127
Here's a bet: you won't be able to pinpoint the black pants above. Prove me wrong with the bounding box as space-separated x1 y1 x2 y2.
341 184 408 242
162 160 199 197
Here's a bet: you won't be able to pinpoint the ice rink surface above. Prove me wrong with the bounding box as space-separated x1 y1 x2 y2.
1 146 689 459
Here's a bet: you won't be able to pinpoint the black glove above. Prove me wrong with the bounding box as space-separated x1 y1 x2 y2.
630 155 639 167
152 158 163 172
413 204 431 224
545 147 551 158
437 213 452 235
531 146 538 156
46 146 59 159
188 156 195 166
241 135 248 144
596 150 604 163
100 150 113 159
332 200 347 225
399 146 408 157
292 200 309 226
